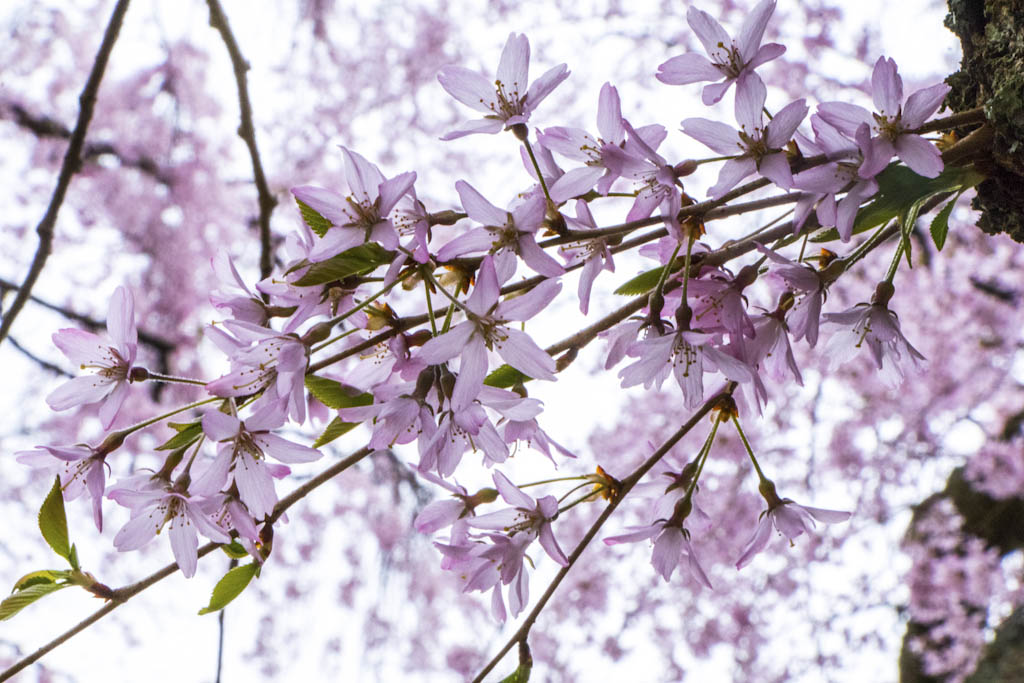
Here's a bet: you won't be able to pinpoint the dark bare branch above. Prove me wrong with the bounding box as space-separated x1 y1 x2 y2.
0 0 132 347
206 0 278 281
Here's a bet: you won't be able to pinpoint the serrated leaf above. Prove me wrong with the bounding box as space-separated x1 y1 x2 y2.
156 421 203 451
313 416 361 448
304 375 373 410
198 562 259 615
484 364 531 389
13 569 70 592
220 541 250 559
39 477 71 562
930 192 962 251
292 243 393 287
295 198 332 238
0 582 69 621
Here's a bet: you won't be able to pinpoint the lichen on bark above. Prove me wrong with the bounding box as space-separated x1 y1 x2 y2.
945 0 1024 241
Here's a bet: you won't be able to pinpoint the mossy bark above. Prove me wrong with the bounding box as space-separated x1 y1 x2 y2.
944 0 1024 241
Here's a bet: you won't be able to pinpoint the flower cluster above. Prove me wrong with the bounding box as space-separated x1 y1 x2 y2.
15 3 964 658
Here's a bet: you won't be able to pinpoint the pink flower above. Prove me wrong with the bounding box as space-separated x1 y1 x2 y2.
417 255 559 411
17 443 110 532
469 470 569 568
822 282 925 388
437 181 564 281
291 147 416 261
736 480 851 569
437 32 569 140
657 0 785 105
605 520 713 587
46 286 139 430
109 479 231 578
817 56 950 178
205 321 310 423
683 77 806 197
538 83 650 201
194 406 321 519
558 200 615 315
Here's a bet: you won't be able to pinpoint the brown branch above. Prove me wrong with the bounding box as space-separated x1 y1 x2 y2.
6 337 73 377
0 0 132 347
206 0 277 281
0 276 175 353
0 445 373 681
0 100 173 185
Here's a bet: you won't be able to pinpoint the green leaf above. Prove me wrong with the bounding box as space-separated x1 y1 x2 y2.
156 420 203 451
613 266 665 296
304 375 373 410
836 163 983 240
0 582 69 621
198 562 259 615
295 198 332 238
39 477 71 562
313 416 361 448
929 192 962 251
220 541 250 559
13 569 70 592
498 664 532 683
483 364 531 389
292 243 393 287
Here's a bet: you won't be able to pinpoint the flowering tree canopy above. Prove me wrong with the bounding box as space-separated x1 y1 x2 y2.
2 1 1024 682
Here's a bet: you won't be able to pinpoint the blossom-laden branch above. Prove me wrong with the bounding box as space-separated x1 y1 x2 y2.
0 0 131 348
205 0 278 280
471 386 735 682
0 446 373 683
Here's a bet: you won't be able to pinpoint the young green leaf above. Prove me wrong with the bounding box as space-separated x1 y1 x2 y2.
0 582 70 621
304 375 374 410
295 198 332 238
220 540 251 559
313 416 361 448
292 243 393 287
929 192 962 251
155 420 203 451
484 364 532 389
13 569 71 592
198 562 259 615
498 664 532 683
38 477 71 562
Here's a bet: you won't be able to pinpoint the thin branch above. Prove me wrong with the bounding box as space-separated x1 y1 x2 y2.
0 100 173 185
0 0 131 347
0 446 373 682
6 337 73 377
472 385 734 682
0 276 175 353
206 0 278 281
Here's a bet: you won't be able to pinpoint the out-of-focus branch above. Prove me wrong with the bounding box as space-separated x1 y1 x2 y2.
0 276 175 353
0 100 173 185
0 0 131 348
6 337 73 377
205 0 278 281
0 446 373 682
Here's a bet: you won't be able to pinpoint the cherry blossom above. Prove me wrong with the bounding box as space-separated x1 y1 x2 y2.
817 56 951 178
657 0 785 105
437 32 569 140
45 286 140 430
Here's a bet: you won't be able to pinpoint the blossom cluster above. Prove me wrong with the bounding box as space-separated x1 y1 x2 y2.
15 0 966 648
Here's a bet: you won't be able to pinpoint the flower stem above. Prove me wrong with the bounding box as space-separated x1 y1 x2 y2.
120 397 221 436
522 137 553 205
144 372 208 386
732 416 768 484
